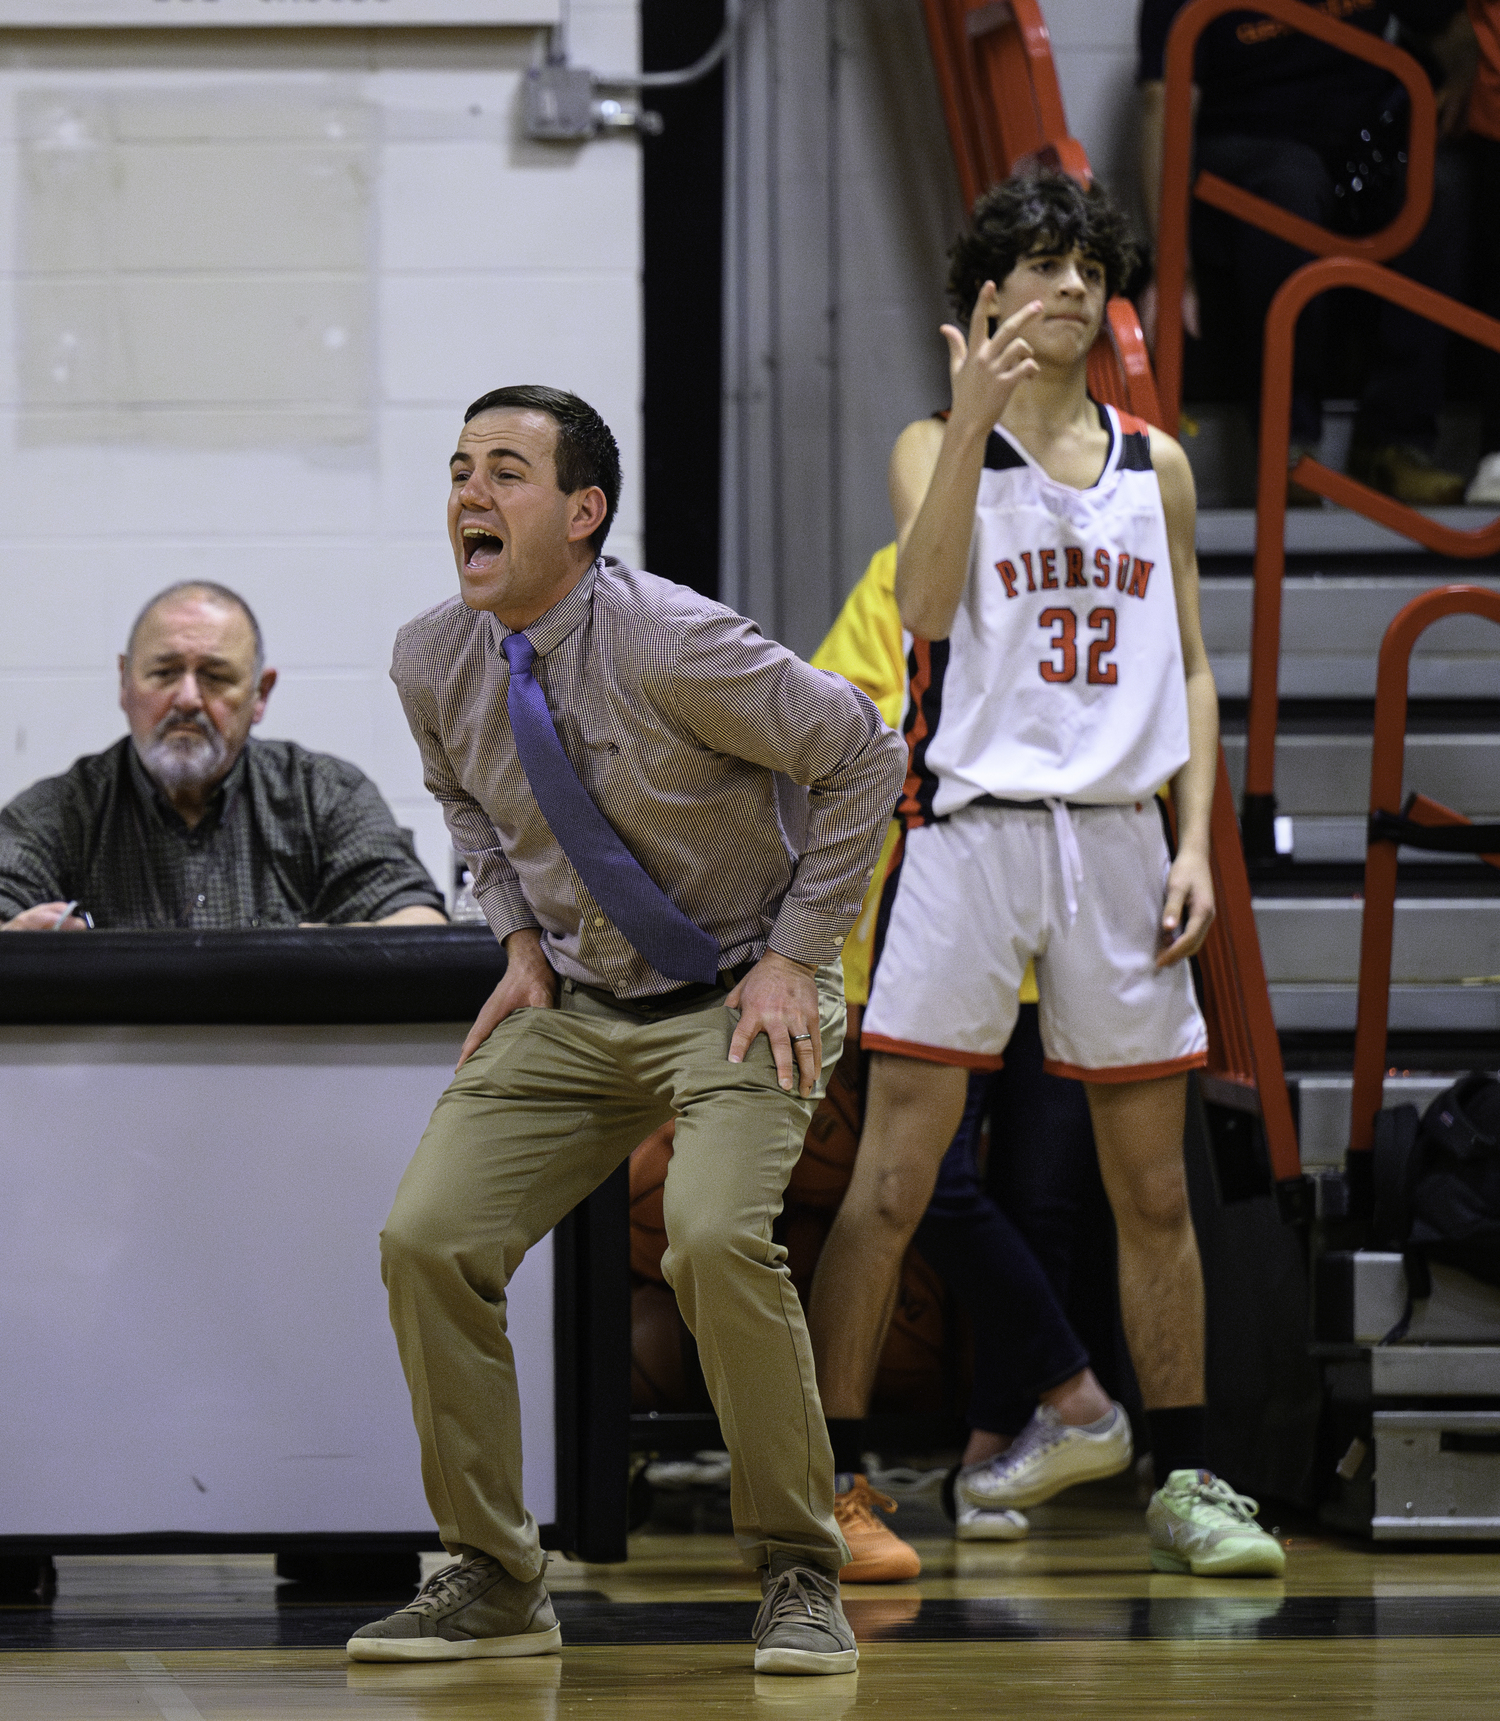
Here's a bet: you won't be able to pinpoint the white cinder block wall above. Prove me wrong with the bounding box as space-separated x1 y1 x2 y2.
0 5 642 898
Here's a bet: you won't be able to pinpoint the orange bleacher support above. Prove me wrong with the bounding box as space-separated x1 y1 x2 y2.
1403 795 1500 871
1088 299 1166 432
921 0 1089 208
1199 752 1302 1181
920 0 1301 1187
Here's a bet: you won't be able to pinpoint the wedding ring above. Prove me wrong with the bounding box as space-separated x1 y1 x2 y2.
790 1033 813 1042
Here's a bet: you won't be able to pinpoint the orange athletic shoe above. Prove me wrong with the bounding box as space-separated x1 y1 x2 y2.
833 1474 921 1583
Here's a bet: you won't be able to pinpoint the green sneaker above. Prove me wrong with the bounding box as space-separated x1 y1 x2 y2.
1146 1470 1286 1577
346 1553 561 1661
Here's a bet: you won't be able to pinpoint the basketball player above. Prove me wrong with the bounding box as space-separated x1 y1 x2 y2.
808 543 1135 1580
807 169 1285 1577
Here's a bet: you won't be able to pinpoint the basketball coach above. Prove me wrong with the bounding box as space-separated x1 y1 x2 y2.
347 385 904 1676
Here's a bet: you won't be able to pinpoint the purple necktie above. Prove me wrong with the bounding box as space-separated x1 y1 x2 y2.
502 631 720 985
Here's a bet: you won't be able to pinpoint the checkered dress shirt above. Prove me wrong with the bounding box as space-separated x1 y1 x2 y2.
392 558 905 999
0 737 445 929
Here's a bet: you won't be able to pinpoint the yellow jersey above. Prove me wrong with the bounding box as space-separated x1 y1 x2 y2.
811 543 1042 1008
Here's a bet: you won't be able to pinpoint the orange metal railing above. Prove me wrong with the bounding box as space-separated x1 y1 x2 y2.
921 0 1301 1186
1091 299 1166 433
1401 794 1500 870
921 0 1089 207
1242 261 1500 856
1154 0 1436 431
1154 1 1500 872
1347 588 1500 1157
1196 752 1303 1181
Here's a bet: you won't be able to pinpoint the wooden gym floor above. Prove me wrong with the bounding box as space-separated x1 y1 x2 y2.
5 1484 1500 1720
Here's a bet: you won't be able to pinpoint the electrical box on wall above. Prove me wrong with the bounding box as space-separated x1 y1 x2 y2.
524 65 662 140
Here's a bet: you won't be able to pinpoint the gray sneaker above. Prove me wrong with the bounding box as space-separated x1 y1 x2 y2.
345 1553 562 1662
956 1402 1132 1511
753 1557 859 1675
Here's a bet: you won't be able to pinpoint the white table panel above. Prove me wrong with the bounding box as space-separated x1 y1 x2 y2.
0 1023 554 1539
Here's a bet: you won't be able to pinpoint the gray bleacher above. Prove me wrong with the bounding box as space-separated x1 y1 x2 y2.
1192 420 1500 1538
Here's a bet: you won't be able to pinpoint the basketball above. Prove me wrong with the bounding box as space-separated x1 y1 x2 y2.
629 1119 676 1282
630 1279 688 1412
871 1245 949 1413
787 1058 860 1210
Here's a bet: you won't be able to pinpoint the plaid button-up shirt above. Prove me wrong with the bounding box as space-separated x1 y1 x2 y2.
392 558 905 1000
0 737 445 929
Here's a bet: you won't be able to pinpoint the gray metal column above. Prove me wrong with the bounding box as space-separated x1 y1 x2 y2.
722 0 961 657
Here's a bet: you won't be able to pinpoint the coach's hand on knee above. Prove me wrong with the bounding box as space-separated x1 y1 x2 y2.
726 951 822 1097
1157 848 1215 968
456 929 558 1069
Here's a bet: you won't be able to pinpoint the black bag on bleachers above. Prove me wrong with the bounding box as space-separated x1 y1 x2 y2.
1371 1073 1500 1298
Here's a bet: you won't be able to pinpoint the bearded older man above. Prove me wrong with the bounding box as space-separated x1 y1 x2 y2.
0 581 446 931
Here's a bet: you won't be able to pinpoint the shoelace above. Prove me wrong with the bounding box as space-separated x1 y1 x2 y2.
1187 1474 1262 1525
406 1557 496 1615
984 1406 1069 1480
835 1481 900 1526
754 1568 838 1639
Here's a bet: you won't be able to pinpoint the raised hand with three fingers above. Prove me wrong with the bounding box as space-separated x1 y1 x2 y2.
941 280 1044 435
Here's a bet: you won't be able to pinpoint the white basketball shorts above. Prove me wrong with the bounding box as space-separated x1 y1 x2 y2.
861 799 1208 1082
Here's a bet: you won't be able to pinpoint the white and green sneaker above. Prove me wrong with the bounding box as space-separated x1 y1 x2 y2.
1146 1470 1286 1577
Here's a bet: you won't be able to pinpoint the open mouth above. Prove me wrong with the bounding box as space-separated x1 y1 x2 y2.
462 525 505 569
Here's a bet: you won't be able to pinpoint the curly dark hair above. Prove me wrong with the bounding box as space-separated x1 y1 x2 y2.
464 384 622 554
946 168 1139 319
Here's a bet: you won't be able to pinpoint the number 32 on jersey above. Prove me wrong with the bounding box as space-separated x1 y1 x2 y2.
1038 606 1117 686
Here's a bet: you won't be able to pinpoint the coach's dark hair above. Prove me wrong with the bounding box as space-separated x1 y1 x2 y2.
947 167 1139 318
126 581 265 673
464 384 621 555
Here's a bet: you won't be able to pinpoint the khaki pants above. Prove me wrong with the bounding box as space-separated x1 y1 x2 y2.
380 963 850 1581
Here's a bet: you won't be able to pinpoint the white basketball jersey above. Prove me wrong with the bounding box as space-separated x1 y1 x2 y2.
898 402 1190 824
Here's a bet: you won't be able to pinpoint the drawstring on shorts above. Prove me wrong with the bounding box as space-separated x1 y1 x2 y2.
1044 798 1085 924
